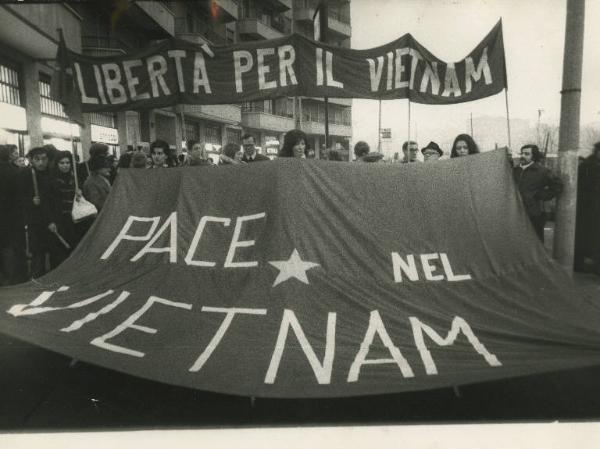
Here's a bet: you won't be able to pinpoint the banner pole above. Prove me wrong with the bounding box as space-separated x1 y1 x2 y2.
470 112 474 140
324 97 330 157
407 98 411 162
180 110 187 144
377 99 382 152
319 0 330 159
70 122 79 193
179 109 187 166
504 88 512 150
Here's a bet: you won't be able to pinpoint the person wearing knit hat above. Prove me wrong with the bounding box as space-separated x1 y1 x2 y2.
421 141 443 162
83 155 112 211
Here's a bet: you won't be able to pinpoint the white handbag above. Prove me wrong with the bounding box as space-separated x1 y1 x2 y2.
70 152 97 223
71 195 97 223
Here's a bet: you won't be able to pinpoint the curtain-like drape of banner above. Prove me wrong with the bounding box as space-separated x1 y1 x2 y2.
2 151 600 398
53 21 506 116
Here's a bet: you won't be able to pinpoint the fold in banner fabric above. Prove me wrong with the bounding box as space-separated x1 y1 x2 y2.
54 21 506 115
1 150 600 398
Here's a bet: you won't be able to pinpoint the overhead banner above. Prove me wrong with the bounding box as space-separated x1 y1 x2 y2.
55 21 506 117
2 151 600 398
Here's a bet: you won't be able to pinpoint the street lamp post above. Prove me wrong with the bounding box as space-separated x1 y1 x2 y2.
553 0 585 273
537 109 544 146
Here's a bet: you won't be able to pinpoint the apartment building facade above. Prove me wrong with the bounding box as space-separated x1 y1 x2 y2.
0 0 352 161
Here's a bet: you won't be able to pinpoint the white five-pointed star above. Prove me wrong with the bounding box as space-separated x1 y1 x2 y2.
268 249 320 287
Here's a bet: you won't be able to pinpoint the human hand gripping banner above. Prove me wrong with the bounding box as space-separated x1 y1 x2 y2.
53 21 507 115
2 151 600 398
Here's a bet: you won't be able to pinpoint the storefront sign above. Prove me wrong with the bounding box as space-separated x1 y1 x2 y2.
0 103 27 132
91 124 119 145
41 116 80 138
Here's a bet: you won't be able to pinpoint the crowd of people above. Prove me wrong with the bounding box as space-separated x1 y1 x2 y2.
1 128 599 286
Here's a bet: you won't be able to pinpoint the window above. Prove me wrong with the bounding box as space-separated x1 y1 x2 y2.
39 77 67 119
89 112 115 128
263 100 273 114
273 98 294 118
205 122 222 146
226 27 235 44
0 63 21 106
184 120 200 142
226 128 241 145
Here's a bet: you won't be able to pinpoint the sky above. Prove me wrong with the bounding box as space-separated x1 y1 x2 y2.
350 0 600 156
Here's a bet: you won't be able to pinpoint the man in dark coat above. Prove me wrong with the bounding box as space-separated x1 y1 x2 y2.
575 142 600 273
241 134 269 163
17 146 57 279
0 145 21 285
513 144 563 242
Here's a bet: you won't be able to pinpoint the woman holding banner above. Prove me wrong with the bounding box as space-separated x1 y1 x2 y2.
48 151 83 267
279 129 309 159
450 134 480 158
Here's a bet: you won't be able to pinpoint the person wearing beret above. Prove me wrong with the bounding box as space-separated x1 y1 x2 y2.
421 141 443 162
83 155 112 212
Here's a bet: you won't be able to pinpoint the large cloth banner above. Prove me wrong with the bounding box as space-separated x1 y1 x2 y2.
55 21 506 116
1 151 600 398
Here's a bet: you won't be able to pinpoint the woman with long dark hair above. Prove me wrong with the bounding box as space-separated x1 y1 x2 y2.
279 129 310 158
49 151 84 267
450 133 480 158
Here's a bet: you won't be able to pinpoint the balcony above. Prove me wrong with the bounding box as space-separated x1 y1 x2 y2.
212 0 239 22
82 36 128 56
307 97 352 107
175 33 214 45
301 121 352 137
237 18 286 41
241 110 294 133
0 3 82 59
327 14 351 39
204 28 229 45
174 16 230 46
187 0 239 23
294 0 351 38
182 104 242 125
261 0 292 13
132 1 175 37
175 32 211 47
